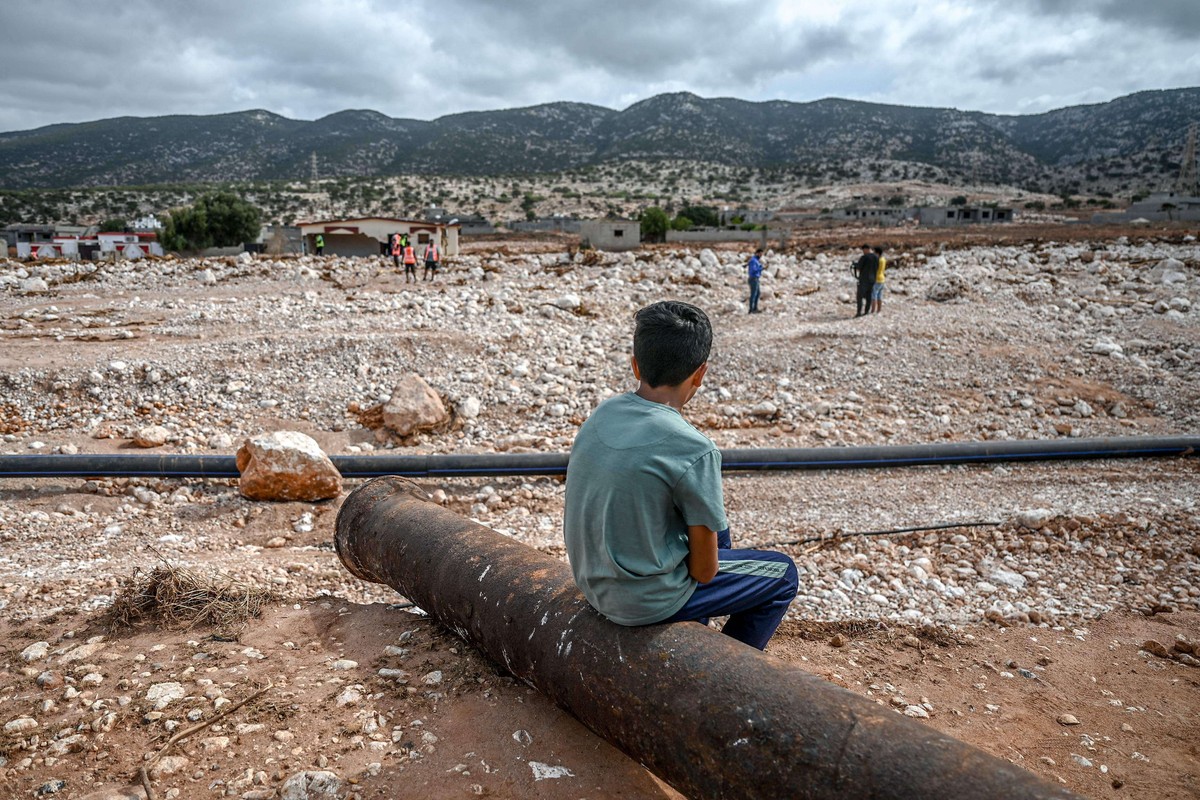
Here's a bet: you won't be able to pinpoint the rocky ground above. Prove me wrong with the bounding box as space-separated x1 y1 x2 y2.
1 224 1198 799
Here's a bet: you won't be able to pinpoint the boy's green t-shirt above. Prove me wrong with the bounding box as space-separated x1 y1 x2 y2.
563 392 729 625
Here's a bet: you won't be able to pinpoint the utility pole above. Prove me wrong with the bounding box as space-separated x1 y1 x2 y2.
1176 123 1198 196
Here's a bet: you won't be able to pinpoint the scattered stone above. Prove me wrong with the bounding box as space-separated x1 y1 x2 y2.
829 634 847 648
1057 714 1081 726
21 641 50 661
236 431 342 502
1141 639 1172 658
4 717 39 733
382 374 449 437
278 771 344 800
145 682 186 709
148 755 190 779
925 274 969 302
132 425 170 448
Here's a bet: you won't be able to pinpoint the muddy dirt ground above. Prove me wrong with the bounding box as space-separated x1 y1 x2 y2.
1 223 1198 799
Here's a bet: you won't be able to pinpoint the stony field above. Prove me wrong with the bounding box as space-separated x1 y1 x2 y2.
0 226 1198 799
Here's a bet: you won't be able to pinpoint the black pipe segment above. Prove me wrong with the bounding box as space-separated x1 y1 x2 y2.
334 476 1081 800
0 435 1195 479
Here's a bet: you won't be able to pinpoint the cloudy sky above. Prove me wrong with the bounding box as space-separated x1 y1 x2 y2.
1 0 1197 134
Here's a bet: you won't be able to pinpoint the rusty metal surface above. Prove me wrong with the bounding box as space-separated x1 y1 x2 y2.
335 476 1082 800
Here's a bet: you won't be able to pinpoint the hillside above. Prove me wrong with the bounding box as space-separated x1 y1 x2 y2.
1 89 1197 194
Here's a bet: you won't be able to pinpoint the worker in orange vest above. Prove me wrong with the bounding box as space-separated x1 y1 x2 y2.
402 242 417 283
390 234 403 269
422 241 440 281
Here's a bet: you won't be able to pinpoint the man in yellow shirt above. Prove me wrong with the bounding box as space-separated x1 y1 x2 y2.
871 245 887 314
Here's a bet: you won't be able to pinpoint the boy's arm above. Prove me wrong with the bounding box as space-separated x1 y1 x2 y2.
686 525 719 583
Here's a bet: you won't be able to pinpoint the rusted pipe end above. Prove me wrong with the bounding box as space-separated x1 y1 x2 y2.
335 475 429 584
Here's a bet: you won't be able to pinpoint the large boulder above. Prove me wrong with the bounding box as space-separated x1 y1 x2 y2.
382 375 449 437
235 431 342 502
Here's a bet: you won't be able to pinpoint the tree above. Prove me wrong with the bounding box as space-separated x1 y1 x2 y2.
99 217 128 232
949 195 968 206
162 192 261 251
639 207 668 243
677 204 719 227
669 215 693 231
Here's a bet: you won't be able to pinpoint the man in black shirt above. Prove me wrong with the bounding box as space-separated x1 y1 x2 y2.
852 244 878 317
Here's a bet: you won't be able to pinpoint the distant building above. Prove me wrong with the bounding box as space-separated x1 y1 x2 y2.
454 215 496 236
833 207 909 224
915 206 1013 226
580 219 639 251
509 216 581 234
297 217 461 257
719 207 773 226
131 214 164 231
1091 192 1200 223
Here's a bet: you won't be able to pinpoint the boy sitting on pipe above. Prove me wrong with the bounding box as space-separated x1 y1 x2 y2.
563 300 799 650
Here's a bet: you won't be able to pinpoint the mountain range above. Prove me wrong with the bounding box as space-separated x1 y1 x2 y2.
1 88 1197 193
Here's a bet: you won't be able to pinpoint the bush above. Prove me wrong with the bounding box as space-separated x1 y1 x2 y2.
639 207 668 242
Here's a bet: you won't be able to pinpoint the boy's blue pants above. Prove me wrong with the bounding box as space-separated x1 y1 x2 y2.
663 529 798 650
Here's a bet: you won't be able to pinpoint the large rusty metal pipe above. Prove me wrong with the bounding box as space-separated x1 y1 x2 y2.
335 476 1079 800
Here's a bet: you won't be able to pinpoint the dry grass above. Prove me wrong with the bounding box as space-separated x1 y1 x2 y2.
106 564 271 634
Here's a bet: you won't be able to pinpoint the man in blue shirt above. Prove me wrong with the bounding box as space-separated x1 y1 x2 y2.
563 300 798 649
747 248 764 313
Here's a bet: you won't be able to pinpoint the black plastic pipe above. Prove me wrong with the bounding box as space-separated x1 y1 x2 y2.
0 435 1194 479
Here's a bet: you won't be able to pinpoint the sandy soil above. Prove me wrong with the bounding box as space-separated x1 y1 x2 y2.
1 223 1198 799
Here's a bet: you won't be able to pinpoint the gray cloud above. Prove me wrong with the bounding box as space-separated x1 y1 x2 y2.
0 0 1194 134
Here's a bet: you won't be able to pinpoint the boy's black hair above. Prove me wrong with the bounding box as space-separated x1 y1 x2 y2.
633 301 713 388
873 245 886 254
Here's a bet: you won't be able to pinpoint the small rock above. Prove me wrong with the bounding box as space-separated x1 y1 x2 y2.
1015 509 1052 530
148 755 190 779
145 682 186 709
278 770 344 800
903 705 930 718
422 670 443 685
330 659 358 671
829 634 847 648
132 425 170 448
4 717 39 734
1057 714 1081 726
21 641 50 662
1141 639 1172 658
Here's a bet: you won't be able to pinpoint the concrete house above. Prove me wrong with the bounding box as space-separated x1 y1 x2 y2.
1092 192 1200 224
916 206 1013 226
298 217 461 257
580 219 640 251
